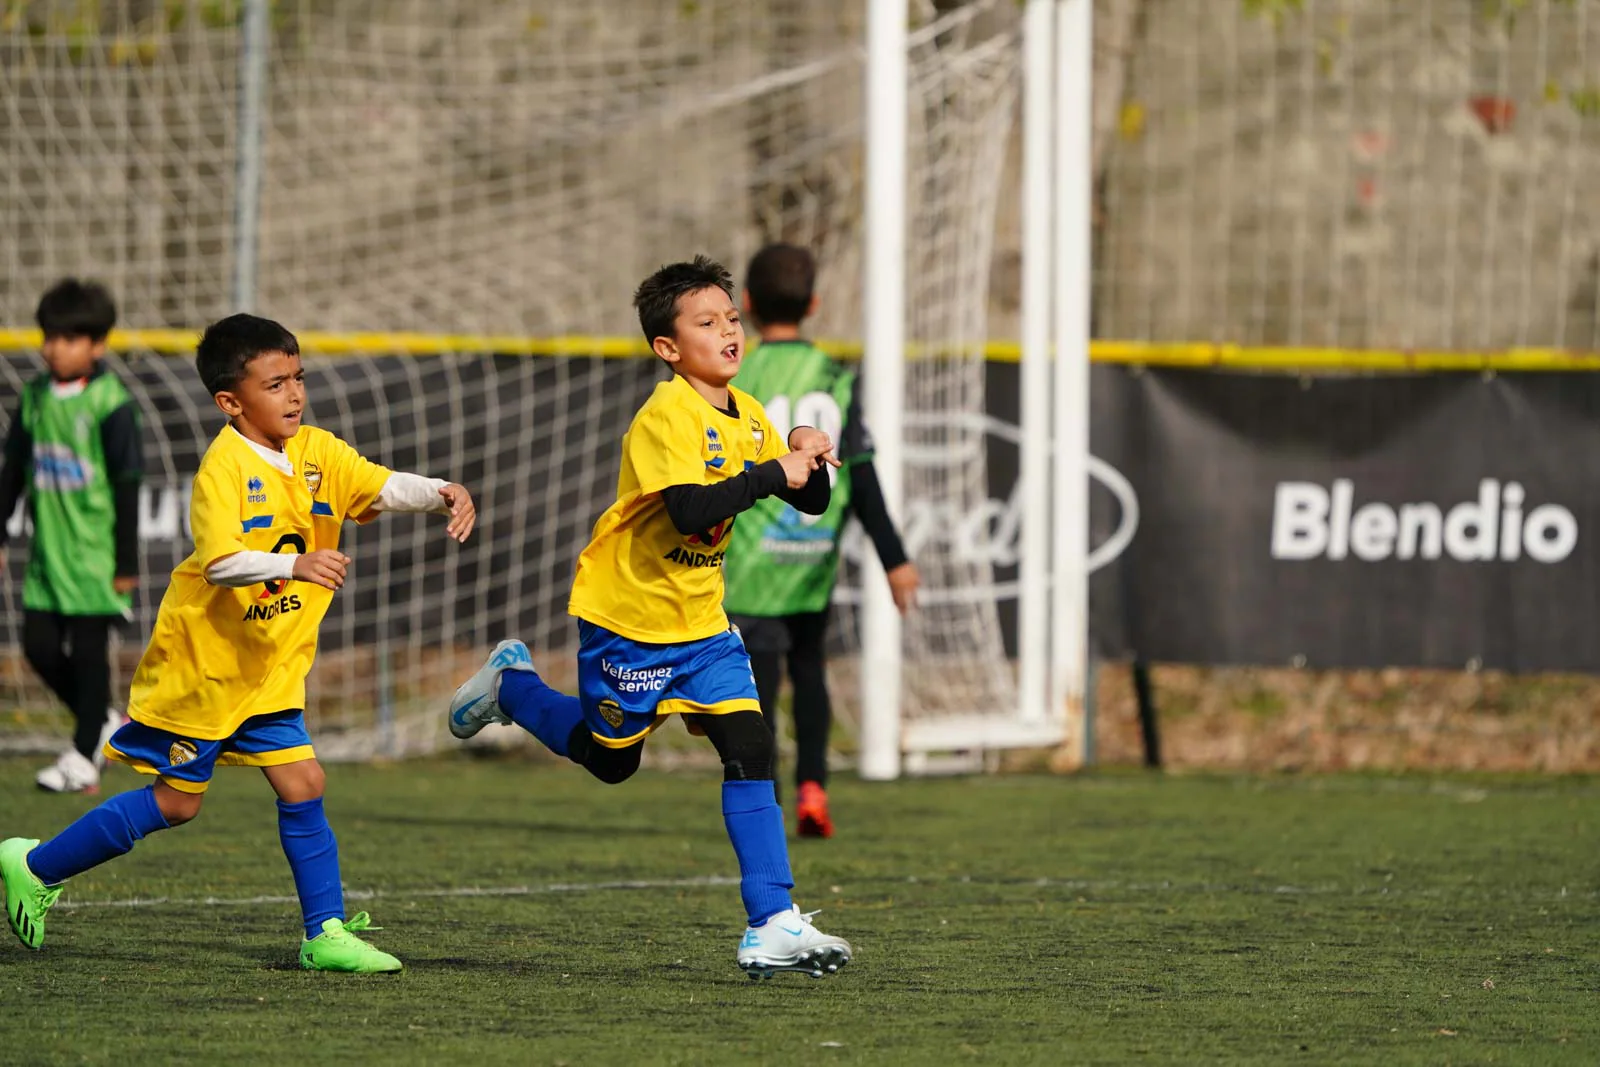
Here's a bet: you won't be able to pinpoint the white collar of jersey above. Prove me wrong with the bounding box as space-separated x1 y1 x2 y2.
228 424 294 476
48 378 88 399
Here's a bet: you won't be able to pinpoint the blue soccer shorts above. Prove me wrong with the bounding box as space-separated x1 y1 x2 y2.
577 620 762 749
103 710 316 794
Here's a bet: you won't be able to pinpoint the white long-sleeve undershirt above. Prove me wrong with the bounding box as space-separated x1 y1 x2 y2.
204 431 451 586
206 550 298 587
369 471 452 515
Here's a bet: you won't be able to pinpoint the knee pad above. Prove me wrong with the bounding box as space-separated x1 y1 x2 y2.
718 720 776 782
591 759 640 786
583 740 642 785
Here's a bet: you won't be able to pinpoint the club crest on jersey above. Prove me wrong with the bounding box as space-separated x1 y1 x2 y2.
246 476 267 505
303 461 322 495
168 740 199 766
597 698 625 729
749 416 765 452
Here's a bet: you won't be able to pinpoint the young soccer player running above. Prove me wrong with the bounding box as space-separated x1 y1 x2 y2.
447 256 854 979
0 280 141 795
723 244 920 838
0 314 475 972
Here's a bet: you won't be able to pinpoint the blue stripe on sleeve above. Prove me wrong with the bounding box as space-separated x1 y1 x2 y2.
241 515 274 532
310 501 334 516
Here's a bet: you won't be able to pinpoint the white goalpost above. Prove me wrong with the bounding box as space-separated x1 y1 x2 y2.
858 0 909 782
859 0 1093 775
1049 0 1094 769
1016 0 1057 736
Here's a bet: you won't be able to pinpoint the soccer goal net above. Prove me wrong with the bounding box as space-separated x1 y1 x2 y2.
0 0 1023 761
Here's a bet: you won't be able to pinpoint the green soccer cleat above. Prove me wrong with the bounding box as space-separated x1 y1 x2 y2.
0 837 62 951
299 912 404 973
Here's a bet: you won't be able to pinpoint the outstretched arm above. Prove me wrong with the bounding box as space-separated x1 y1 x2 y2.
368 472 475 542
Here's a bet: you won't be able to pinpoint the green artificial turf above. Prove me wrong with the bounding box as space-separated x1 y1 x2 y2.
0 758 1595 1065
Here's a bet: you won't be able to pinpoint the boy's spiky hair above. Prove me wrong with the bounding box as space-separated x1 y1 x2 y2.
35 278 117 341
195 313 300 396
633 255 735 345
743 244 815 327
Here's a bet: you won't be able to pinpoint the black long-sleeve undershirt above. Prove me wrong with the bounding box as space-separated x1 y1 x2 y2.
100 399 143 578
0 407 29 544
835 375 910 572
660 460 830 538
847 458 909 572
111 481 140 578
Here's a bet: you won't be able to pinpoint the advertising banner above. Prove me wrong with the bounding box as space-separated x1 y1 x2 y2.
8 354 1595 674
1089 368 1600 672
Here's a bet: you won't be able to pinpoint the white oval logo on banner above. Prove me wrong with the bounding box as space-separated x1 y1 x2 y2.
837 413 1139 602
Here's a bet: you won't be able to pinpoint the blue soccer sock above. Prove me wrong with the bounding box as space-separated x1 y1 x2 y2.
722 779 794 926
28 785 170 886
499 671 584 758
277 797 344 940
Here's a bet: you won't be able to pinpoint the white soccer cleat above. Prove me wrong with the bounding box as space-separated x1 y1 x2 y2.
95 708 127 769
448 639 535 739
35 748 100 794
736 905 852 980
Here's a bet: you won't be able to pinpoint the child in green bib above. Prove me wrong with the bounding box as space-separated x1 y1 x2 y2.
0 279 142 794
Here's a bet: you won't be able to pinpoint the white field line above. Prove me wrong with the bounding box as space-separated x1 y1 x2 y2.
54 873 1595 912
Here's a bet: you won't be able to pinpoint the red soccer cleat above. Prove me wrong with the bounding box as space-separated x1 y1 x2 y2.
795 781 834 839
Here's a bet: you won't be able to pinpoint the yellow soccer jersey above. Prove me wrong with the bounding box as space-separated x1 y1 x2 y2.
127 425 391 740
569 374 785 644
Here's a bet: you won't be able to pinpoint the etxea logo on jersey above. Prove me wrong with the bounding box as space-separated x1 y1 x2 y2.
30 443 90 491
1272 478 1578 564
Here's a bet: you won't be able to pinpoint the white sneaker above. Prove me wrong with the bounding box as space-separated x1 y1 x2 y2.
35 748 100 794
95 708 127 769
448 639 535 739
736 905 852 980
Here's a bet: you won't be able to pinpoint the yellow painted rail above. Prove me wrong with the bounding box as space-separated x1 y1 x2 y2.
2 329 1597 371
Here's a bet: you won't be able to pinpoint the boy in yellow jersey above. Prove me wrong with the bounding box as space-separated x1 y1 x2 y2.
0 314 476 972
448 256 853 979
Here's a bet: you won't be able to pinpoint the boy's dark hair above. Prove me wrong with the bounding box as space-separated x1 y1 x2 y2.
195 313 300 396
633 255 735 345
35 278 117 341
744 244 815 326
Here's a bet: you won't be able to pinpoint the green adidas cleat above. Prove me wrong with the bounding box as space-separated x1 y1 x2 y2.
0 837 62 951
299 912 403 973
